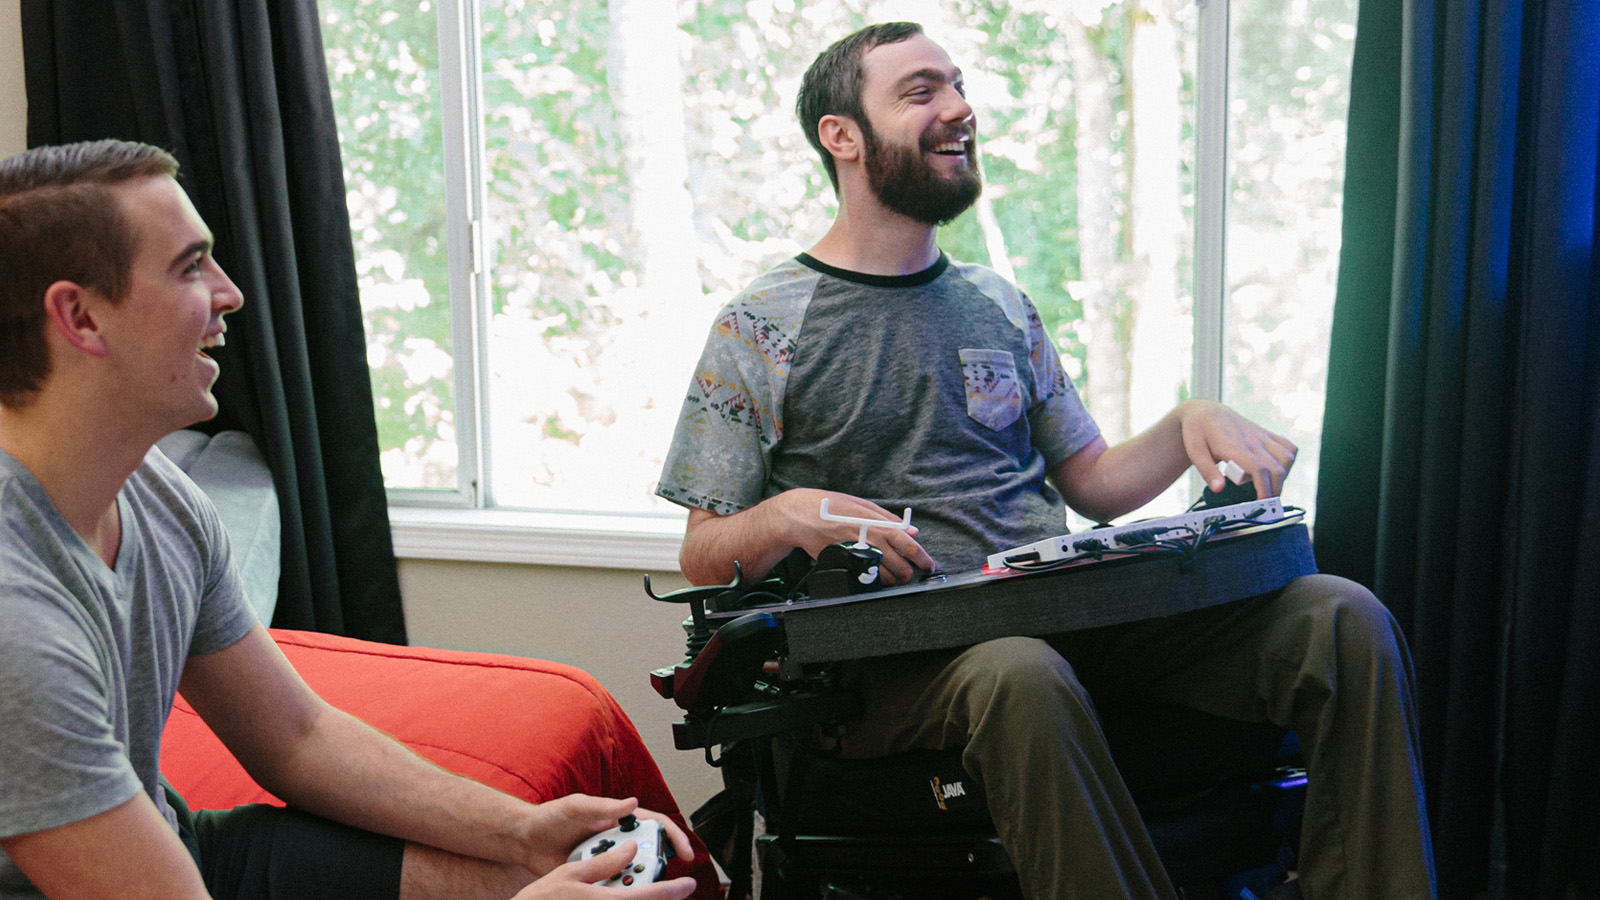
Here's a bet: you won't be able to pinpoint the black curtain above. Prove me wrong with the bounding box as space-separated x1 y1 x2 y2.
1317 0 1599 897
22 0 407 644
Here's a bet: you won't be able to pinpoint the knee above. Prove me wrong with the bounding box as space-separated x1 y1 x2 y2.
1286 574 1412 674
950 636 1091 712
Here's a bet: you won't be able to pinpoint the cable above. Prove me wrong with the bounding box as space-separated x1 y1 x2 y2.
1000 507 1306 573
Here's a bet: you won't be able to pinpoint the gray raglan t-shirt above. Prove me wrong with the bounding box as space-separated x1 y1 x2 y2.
657 253 1101 572
0 445 257 897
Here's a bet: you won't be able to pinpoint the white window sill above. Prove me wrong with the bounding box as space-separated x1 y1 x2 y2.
388 505 686 571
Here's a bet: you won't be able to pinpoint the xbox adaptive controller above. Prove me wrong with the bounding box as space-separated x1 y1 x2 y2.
568 814 667 888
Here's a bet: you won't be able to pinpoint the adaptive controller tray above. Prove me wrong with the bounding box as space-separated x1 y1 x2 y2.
707 518 1316 664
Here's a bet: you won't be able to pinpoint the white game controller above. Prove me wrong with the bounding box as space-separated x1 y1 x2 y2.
568 814 666 888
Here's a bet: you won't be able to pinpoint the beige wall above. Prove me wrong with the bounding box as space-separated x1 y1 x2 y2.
400 559 723 815
1 0 23 158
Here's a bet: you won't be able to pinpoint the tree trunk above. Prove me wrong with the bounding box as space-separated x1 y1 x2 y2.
607 0 701 300
1063 13 1131 440
1125 0 1188 431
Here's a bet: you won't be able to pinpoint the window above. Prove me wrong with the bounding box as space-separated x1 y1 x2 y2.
320 0 1356 555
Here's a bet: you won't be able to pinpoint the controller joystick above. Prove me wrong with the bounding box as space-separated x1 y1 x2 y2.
1198 459 1259 509
568 815 668 888
808 501 913 599
811 542 884 597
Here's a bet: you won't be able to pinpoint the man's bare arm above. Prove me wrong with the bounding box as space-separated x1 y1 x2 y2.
177 626 695 879
2 793 211 900
679 489 935 586
1050 399 1298 523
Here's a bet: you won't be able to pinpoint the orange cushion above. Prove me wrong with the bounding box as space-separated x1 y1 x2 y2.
160 629 717 896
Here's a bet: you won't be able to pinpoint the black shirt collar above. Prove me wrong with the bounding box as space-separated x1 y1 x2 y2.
795 251 949 287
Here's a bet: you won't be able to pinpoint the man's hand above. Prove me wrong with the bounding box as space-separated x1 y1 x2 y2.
1177 400 1298 499
681 488 937 586
765 489 935 585
1052 398 1299 522
509 841 695 899
517 795 694 879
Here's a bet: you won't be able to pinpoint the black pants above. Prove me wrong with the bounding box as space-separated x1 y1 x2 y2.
164 779 404 900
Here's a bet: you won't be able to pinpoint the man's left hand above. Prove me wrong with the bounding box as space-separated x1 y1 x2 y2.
1178 400 1298 499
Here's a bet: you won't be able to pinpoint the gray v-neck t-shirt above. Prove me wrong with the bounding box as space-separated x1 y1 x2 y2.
0 445 256 896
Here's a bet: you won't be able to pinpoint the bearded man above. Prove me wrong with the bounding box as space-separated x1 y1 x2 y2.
655 22 1436 900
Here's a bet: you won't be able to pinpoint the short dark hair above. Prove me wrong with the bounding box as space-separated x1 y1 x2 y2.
796 22 925 192
0 140 180 407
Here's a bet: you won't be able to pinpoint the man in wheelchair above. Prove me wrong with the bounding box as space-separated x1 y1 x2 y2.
653 22 1436 900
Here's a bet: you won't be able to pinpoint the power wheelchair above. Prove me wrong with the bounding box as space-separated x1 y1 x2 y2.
646 556 1308 900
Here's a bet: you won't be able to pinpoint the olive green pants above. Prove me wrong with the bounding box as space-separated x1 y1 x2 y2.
836 574 1436 900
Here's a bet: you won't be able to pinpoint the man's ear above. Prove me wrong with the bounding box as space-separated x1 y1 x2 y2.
42 281 110 359
817 114 863 166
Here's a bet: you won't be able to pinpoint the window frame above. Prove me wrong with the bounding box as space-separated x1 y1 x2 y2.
387 0 1237 566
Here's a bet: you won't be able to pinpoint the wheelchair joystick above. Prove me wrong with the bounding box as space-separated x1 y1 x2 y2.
808 500 913 599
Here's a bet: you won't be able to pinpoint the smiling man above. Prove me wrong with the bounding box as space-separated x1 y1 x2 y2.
656 23 1436 900
0 140 696 900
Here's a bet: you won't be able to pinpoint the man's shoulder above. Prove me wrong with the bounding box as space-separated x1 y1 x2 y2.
130 442 214 515
942 259 1043 333
724 256 823 314
944 259 1029 303
696 257 826 366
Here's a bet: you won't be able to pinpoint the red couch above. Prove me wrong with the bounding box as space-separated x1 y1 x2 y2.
161 629 719 897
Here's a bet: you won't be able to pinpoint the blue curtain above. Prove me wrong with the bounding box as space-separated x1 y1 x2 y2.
1316 0 1599 896
21 0 407 644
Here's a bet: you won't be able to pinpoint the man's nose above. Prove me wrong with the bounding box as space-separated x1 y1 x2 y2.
940 90 974 127
210 261 244 314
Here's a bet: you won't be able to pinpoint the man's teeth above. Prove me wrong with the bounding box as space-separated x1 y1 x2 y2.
199 335 225 351
935 141 966 153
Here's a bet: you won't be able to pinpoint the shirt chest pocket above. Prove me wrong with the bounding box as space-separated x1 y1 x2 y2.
958 348 1023 431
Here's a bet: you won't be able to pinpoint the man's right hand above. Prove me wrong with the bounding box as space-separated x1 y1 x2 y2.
680 488 936 587
766 489 934 585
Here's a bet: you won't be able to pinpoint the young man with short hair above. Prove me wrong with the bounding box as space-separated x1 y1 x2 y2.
0 140 697 900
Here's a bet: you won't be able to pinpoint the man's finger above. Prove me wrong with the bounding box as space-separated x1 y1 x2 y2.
635 876 698 900
634 810 694 863
563 839 639 884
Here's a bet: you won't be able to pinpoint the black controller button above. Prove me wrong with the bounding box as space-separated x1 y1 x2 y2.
619 814 639 831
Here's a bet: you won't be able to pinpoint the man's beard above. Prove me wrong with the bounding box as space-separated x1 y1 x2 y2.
861 120 983 226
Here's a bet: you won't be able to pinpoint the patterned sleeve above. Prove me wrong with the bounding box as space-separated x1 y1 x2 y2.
1020 291 1101 468
656 263 818 515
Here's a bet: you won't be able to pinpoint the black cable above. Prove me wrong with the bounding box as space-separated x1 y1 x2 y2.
1001 507 1307 572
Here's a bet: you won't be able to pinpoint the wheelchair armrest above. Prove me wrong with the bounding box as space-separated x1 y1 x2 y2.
655 612 785 712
